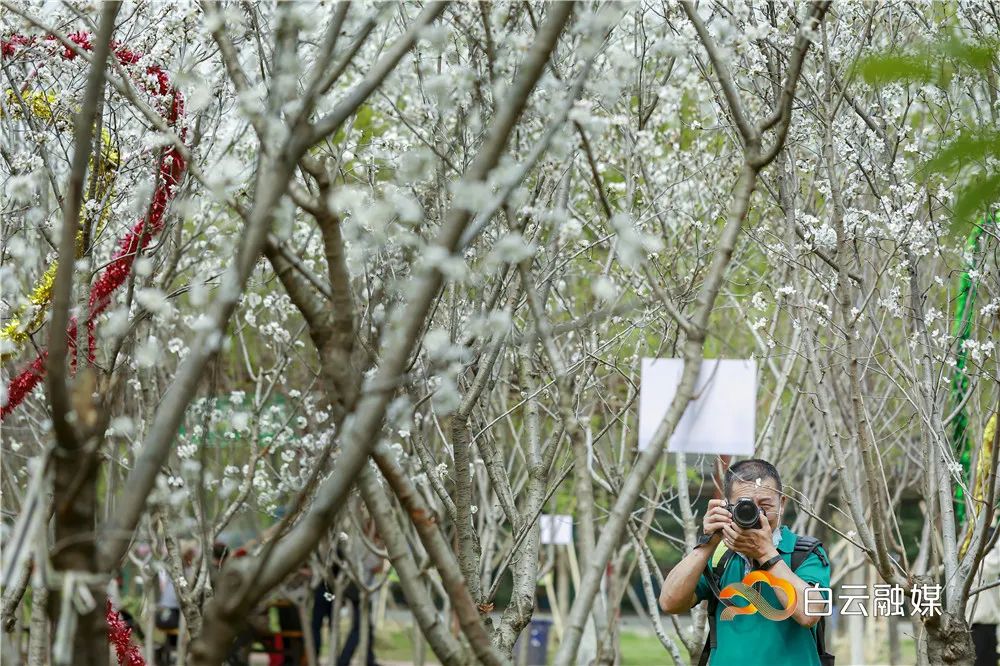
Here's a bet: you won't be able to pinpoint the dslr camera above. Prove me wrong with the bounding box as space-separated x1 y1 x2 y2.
726 497 763 530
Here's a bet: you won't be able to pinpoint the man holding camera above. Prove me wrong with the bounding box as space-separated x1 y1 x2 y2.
659 459 832 666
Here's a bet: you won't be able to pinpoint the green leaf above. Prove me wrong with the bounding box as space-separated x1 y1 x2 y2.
355 104 374 131
861 37 998 88
938 37 999 72
923 131 1000 175
952 174 1000 226
859 53 944 86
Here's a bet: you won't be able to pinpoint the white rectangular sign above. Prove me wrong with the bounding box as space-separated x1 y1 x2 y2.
539 514 573 545
638 358 757 456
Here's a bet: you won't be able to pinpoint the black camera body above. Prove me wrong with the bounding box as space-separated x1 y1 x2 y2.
726 497 762 529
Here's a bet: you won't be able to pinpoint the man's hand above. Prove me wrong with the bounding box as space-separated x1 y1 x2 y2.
661 504 729 613
702 499 732 547
721 510 778 562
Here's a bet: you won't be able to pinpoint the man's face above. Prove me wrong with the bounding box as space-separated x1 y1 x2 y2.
727 478 784 533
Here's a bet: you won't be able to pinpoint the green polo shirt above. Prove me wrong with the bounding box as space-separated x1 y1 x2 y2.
694 526 831 666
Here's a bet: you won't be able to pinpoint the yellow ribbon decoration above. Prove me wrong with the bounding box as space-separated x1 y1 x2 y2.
1 90 119 360
959 413 998 557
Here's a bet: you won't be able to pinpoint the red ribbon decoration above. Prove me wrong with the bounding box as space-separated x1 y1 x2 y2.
106 599 146 666
1 32 187 420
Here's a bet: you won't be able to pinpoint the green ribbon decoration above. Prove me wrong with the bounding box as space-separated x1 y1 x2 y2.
949 215 993 524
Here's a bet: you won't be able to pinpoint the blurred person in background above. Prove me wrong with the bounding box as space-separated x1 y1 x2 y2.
968 529 1000 666
311 521 385 666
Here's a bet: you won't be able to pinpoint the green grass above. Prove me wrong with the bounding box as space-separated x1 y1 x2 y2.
831 631 917 665
372 620 419 663
361 619 680 664
619 630 690 665
350 617 919 665
324 618 418 663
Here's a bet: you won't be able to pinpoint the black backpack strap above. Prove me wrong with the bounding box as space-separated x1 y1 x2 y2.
698 549 736 666
698 633 711 666
791 535 827 571
815 614 834 665
791 536 835 665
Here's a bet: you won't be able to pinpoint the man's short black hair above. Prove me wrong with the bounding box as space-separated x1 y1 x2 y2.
212 541 230 563
724 459 782 498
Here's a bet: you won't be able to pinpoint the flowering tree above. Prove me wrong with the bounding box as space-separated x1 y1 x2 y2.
1 2 996 666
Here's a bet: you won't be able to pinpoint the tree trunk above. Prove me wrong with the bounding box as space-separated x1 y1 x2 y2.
920 611 975 666
888 614 900 665
49 439 106 666
28 577 48 665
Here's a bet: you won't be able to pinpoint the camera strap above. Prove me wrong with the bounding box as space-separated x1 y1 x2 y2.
698 548 736 666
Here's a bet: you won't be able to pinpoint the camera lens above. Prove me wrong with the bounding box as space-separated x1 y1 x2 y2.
732 498 761 529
